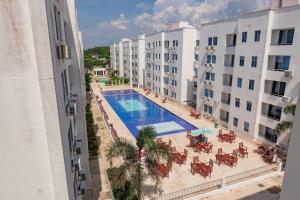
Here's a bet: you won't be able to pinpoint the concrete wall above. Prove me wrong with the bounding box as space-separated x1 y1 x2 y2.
280 89 300 200
0 0 88 199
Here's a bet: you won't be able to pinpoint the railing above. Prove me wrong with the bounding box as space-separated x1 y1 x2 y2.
155 163 280 200
155 179 222 200
225 164 278 186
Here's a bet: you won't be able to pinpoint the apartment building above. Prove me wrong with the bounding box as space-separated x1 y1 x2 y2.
0 0 89 200
131 35 146 86
115 41 124 76
196 0 300 146
110 43 117 70
145 22 197 104
122 38 132 80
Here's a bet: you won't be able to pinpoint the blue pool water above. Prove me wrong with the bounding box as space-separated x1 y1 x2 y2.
101 89 197 137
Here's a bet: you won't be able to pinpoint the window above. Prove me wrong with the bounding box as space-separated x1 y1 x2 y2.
171 79 177 86
278 29 294 45
251 56 257 67
171 67 177 73
204 104 213 114
249 79 255 90
207 54 216 64
233 117 238 127
254 30 261 42
61 70 69 102
265 127 278 143
213 37 218 45
208 37 213 45
204 89 214 98
205 72 215 81
246 101 252 111
267 104 282 120
235 98 240 108
54 6 62 41
196 40 200 47
271 81 286 96
274 56 290 71
244 122 249 132
237 78 243 88
242 32 247 42
195 54 199 61
239 56 245 66
68 123 73 153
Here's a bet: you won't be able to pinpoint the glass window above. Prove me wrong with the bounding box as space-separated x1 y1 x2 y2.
54 6 62 41
237 78 243 88
233 117 238 127
246 101 252 111
278 29 294 45
242 32 247 42
251 56 257 67
196 40 200 47
244 122 250 132
254 30 261 42
208 37 212 45
61 70 69 102
204 89 209 97
207 55 212 63
249 79 255 90
205 72 210 80
239 56 245 66
211 73 215 81
212 55 216 64
235 98 240 108
213 37 218 45
209 90 214 98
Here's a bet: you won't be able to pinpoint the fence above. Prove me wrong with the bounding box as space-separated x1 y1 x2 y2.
155 163 280 200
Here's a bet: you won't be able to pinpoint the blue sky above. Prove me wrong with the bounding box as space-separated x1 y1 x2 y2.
77 0 270 49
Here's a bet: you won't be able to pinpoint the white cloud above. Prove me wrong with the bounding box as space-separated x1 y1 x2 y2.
98 13 129 30
134 0 270 32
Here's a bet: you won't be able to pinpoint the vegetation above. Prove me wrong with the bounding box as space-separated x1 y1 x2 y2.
275 103 296 134
85 72 92 92
107 167 138 200
106 126 170 199
85 103 99 156
84 46 110 70
110 75 130 84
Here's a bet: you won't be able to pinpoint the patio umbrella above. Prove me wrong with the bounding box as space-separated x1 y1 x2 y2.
191 128 214 137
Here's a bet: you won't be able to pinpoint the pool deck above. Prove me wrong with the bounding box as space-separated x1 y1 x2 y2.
93 83 280 199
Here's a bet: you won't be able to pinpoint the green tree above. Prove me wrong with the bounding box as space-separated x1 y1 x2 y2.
106 126 170 199
275 104 296 133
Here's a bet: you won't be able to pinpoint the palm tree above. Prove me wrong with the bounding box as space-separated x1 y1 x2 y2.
106 126 170 199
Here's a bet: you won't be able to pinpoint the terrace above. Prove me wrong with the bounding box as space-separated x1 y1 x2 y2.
92 83 281 199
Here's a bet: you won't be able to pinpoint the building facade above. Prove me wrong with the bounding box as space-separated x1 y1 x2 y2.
196 2 300 145
145 22 197 104
0 0 89 199
131 35 146 87
110 43 117 70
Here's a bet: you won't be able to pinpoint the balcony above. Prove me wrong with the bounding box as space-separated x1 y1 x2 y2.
271 28 294 46
264 80 286 97
261 103 282 122
225 34 237 47
224 54 235 67
219 109 229 123
222 74 232 87
258 124 278 143
221 92 231 105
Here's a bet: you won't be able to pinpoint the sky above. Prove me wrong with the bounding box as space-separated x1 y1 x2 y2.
77 0 270 49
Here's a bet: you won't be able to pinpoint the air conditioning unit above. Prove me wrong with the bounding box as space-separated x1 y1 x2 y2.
77 180 86 195
207 97 212 102
213 98 219 104
205 63 209 67
204 80 209 84
74 137 82 155
72 155 81 172
208 80 213 85
206 46 211 50
66 102 77 115
209 63 214 68
195 46 199 50
202 96 207 100
282 96 292 103
284 70 293 77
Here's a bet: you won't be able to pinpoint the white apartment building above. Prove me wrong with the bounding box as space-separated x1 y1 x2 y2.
110 43 117 70
196 0 300 145
122 38 132 81
0 0 89 200
115 41 124 76
131 35 146 87
145 22 197 104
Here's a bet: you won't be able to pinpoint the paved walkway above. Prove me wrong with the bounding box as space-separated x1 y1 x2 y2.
202 175 282 200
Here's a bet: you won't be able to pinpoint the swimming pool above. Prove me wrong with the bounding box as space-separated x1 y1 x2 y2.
101 89 197 137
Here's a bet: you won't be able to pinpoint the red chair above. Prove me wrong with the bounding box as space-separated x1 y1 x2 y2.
161 97 167 103
174 149 188 165
203 143 213 154
155 93 159 98
238 142 249 158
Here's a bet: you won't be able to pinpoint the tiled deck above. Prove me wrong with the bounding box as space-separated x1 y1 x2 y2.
93 83 277 199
